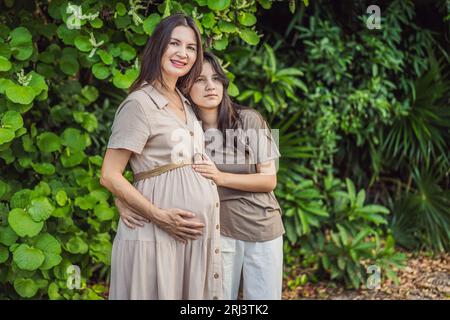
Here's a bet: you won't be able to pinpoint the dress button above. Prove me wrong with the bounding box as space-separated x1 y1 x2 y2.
213 296 218 300
190 131 194 136
214 273 219 279
215 248 219 254
215 202 219 207
216 224 220 230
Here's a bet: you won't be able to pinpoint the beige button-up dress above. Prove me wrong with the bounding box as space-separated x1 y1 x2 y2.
107 84 222 300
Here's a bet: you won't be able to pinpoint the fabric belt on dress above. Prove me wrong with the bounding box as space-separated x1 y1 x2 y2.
133 161 192 182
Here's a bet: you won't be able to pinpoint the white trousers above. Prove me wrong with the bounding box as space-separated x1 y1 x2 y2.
221 235 283 300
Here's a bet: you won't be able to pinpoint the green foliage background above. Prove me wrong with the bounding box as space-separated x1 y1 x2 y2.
0 0 448 299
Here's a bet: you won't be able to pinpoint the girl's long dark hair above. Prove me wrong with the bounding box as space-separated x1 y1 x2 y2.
129 13 203 93
185 51 248 136
185 52 273 159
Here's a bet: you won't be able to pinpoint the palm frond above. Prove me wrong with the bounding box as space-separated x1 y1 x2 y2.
390 167 450 252
382 52 450 171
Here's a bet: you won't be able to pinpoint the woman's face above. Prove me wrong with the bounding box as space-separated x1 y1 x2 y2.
161 25 197 78
189 61 224 110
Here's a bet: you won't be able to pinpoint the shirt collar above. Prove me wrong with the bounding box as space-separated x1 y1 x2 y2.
141 82 191 109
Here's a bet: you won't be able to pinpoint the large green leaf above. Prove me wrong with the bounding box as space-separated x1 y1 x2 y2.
28 72 48 97
89 189 109 202
59 54 79 75
238 12 257 26
0 128 15 144
56 24 77 45
0 244 9 263
0 56 12 71
28 197 55 222
74 35 93 52
0 78 14 94
10 189 32 209
14 278 38 298
65 236 88 254
0 179 8 198
112 68 138 89
36 132 61 153
218 20 236 33
115 2 127 16
60 150 85 167
213 37 228 51
61 128 86 151
75 195 97 210
35 233 62 270
5 84 36 104
96 49 113 65
55 190 68 206
143 13 161 35
207 0 230 11
94 203 115 221
13 244 45 271
31 162 56 175
81 86 99 102
201 12 216 28
9 27 33 61
8 208 44 237
48 282 63 300
1 110 23 131
118 43 136 61
0 225 18 246
73 111 98 132
239 28 260 45
92 63 110 79
89 233 112 265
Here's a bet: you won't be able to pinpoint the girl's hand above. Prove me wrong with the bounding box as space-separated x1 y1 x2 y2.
115 197 149 229
192 155 225 185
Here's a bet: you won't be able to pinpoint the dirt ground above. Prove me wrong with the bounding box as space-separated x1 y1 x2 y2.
282 252 449 300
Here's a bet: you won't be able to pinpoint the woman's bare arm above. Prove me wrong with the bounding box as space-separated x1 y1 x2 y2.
100 148 159 220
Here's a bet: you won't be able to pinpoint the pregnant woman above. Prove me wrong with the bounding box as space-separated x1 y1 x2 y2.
100 14 222 300
187 52 285 300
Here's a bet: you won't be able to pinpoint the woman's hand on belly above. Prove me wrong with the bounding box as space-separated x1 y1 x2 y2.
152 208 205 243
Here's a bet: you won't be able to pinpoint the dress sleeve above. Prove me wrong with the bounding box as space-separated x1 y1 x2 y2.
241 110 281 164
107 99 150 154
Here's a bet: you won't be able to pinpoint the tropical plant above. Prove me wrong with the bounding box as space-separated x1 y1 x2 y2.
227 42 308 114
280 174 406 289
389 167 450 252
381 53 450 172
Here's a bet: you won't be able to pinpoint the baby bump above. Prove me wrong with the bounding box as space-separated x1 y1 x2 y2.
152 166 217 217
117 165 219 241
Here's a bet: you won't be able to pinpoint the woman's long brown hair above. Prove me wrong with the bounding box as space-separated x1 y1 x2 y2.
128 13 203 93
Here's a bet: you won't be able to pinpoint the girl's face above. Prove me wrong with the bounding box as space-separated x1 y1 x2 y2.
189 61 224 110
161 25 197 78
